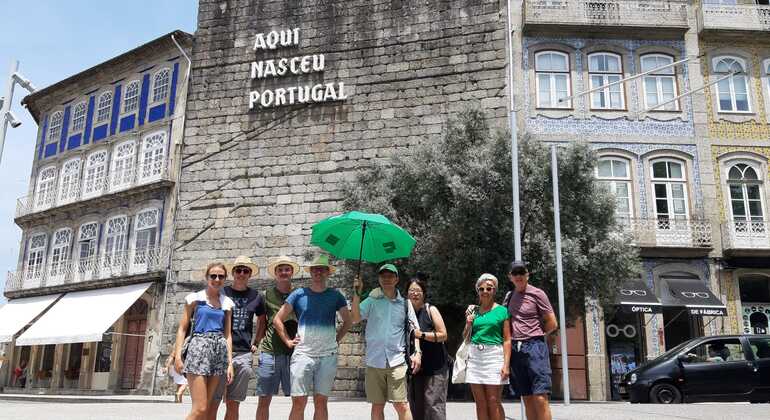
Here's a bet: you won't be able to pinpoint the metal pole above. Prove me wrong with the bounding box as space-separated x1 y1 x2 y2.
504 2 525 417
551 145 570 405
0 60 20 164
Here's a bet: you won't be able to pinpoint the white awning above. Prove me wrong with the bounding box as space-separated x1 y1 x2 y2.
0 294 61 342
15 282 152 346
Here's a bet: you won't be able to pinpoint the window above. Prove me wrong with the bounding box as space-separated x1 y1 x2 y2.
76 222 99 281
682 338 746 363
728 163 764 223
588 52 625 110
47 111 63 143
138 131 167 183
714 56 750 112
131 208 159 272
109 140 136 192
151 68 170 103
123 81 140 113
48 228 72 283
641 54 678 111
749 337 770 360
103 215 129 273
71 101 87 132
95 328 113 372
26 234 47 283
651 159 689 223
34 166 57 211
535 51 571 108
58 158 82 205
96 92 112 123
82 150 108 199
596 157 633 221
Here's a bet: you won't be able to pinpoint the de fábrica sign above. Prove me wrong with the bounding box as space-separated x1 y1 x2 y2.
248 28 348 109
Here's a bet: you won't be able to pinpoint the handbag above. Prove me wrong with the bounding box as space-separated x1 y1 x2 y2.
180 303 197 362
403 297 416 377
452 340 470 384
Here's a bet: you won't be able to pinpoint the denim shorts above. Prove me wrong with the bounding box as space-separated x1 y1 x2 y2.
255 352 291 396
290 353 337 397
509 337 552 397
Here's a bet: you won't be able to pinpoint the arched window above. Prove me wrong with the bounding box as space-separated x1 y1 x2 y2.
651 159 689 223
596 157 633 221
535 51 571 108
131 208 160 273
714 56 750 112
123 81 140 113
34 166 57 211
641 54 678 111
588 52 624 110
48 111 63 143
138 131 167 183
76 222 99 282
71 101 87 132
728 163 764 222
26 233 47 286
82 150 108 199
109 140 136 192
58 157 82 205
96 92 112 123
48 228 72 285
151 68 170 103
103 215 129 276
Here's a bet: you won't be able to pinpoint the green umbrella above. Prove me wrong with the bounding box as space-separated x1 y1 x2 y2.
310 211 416 275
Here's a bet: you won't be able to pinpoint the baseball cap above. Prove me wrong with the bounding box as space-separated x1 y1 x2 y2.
378 263 399 275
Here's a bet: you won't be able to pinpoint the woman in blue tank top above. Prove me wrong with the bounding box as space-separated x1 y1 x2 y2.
173 262 235 420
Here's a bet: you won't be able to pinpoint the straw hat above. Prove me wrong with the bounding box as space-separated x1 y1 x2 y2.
268 255 300 279
304 254 336 274
226 255 259 276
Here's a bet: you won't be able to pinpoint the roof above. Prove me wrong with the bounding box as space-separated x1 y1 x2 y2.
22 30 193 123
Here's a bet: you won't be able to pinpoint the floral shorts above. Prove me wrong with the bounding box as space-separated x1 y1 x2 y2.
184 332 228 377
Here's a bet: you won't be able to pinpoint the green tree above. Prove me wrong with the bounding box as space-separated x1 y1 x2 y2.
342 108 639 320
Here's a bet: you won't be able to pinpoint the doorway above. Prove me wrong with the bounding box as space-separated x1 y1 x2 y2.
120 299 148 389
662 307 702 349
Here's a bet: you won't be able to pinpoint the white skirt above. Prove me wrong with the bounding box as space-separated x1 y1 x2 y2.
466 344 509 385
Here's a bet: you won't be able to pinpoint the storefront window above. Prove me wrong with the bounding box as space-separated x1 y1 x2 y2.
95 329 113 373
605 310 644 400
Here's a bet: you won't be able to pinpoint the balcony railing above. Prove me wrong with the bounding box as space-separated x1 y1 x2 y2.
524 0 689 30
626 218 713 248
722 220 770 250
700 4 770 33
16 161 171 219
5 245 169 293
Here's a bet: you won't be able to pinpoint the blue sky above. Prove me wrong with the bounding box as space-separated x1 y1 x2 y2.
0 1 197 302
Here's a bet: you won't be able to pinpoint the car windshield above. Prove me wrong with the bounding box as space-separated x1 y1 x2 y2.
650 340 695 363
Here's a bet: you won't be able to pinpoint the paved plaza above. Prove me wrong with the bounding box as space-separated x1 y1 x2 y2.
0 396 768 420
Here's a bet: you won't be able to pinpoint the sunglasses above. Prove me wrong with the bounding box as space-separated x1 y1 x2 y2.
209 274 226 281
234 267 252 274
477 286 495 292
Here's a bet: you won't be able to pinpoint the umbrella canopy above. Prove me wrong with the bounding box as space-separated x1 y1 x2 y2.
310 211 416 263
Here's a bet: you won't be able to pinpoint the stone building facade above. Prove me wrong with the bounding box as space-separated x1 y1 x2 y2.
0 31 192 394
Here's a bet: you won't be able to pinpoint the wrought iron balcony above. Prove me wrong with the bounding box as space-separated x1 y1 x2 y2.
625 218 713 249
699 4 770 34
523 0 689 34
722 220 770 254
15 160 172 222
5 245 168 295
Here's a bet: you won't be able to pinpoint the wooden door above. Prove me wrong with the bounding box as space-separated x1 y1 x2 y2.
120 300 147 389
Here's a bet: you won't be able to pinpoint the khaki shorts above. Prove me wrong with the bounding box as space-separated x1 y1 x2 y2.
365 364 408 404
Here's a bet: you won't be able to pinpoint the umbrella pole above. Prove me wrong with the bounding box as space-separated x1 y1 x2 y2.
356 221 367 278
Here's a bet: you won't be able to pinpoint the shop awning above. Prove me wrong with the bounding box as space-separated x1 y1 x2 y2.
15 282 152 346
0 294 61 343
661 278 727 316
616 278 662 314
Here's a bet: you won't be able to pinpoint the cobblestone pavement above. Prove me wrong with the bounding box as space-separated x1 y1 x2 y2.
1 397 768 420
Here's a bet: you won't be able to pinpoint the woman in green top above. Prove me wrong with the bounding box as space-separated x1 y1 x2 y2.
463 273 511 420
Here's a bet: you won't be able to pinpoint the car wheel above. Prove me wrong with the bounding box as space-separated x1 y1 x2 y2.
649 383 682 404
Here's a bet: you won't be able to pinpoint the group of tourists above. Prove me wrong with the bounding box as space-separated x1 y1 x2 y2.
172 254 557 420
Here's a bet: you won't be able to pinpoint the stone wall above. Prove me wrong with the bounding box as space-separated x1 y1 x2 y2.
167 0 508 395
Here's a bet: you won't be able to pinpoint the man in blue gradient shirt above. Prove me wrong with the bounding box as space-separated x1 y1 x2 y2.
352 264 421 420
274 254 351 420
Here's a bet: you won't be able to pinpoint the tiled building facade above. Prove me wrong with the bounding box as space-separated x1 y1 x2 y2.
0 31 192 394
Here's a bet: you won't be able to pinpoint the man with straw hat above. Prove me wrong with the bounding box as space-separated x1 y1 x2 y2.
274 254 352 420
211 256 266 420
255 255 300 420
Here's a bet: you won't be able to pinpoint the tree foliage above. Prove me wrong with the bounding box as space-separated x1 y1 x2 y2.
342 108 639 318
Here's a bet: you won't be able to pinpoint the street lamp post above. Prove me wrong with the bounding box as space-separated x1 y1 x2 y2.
0 59 37 164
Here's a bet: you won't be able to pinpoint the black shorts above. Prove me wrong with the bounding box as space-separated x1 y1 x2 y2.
509 337 552 397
